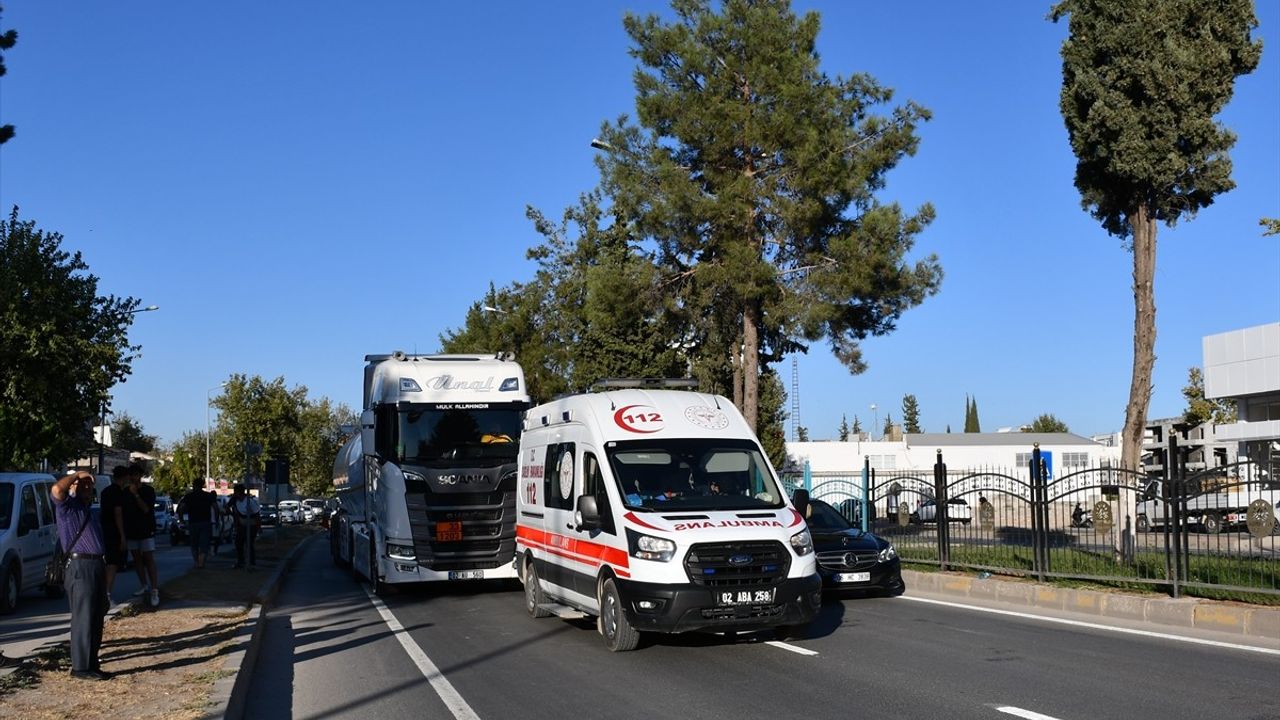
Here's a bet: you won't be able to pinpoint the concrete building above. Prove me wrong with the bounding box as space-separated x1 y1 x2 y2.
1203 322 1280 467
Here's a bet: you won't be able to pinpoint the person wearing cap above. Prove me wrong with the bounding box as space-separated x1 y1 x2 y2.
50 470 111 680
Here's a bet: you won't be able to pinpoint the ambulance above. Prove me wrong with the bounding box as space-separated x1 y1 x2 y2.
515 379 821 651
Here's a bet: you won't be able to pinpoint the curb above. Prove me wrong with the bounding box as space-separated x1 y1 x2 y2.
205 532 321 720
902 568 1280 640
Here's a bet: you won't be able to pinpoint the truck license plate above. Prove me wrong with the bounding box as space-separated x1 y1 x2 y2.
715 588 776 606
436 521 463 541
448 570 483 580
836 572 871 583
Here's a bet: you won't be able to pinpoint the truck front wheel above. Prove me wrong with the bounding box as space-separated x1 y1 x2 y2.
599 578 640 652
1201 512 1222 535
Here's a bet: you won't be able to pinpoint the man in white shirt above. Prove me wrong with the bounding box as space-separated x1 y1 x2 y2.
229 483 261 569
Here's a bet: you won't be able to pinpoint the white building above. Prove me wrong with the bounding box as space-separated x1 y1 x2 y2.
1203 322 1280 464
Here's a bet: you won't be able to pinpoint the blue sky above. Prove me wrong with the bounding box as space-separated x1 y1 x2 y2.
2 1 1277 446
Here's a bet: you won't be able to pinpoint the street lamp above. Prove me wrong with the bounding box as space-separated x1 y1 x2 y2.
98 304 160 472
207 382 227 487
870 404 878 441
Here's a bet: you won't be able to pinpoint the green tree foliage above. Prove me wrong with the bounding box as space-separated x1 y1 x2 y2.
901 394 921 434
0 5 16 144
0 208 140 470
595 0 942 431
882 411 893 438
1182 366 1237 426
850 415 862 436
1261 218 1280 236
796 426 809 441
209 375 354 497
111 411 157 453
1024 414 1069 433
964 395 981 433
837 414 849 441
1053 0 1260 469
150 431 205 500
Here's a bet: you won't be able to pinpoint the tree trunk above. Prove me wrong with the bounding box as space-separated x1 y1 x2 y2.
1121 205 1157 473
732 330 744 411
1119 204 1157 563
742 300 760 432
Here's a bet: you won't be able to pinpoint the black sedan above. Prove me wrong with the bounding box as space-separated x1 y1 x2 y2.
805 498 904 595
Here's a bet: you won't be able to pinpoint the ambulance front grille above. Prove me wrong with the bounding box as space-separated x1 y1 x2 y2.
683 541 790 587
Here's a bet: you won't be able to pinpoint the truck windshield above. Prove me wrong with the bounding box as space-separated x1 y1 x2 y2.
605 438 785 512
399 406 522 468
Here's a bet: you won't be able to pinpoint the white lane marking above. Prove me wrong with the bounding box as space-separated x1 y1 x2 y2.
902 595 1280 657
765 640 819 656
364 585 481 720
994 706 1063 720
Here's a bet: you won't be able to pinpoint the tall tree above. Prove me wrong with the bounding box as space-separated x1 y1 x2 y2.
150 431 206 500
963 395 982 433
1182 366 1237 426
1024 414 1070 433
850 414 862 436
796 426 809 442
210 375 305 483
596 0 942 432
111 411 157 454
837 414 849 441
0 5 16 144
0 208 140 470
294 398 358 498
901 394 921 434
882 411 893 438
1053 0 1260 471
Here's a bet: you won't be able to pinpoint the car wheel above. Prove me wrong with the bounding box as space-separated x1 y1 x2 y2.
0 562 18 614
524 559 551 618
1201 512 1222 535
599 578 640 652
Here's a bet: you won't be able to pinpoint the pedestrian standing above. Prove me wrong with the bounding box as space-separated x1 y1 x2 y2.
230 483 261 569
50 470 111 680
98 466 130 606
177 478 219 568
120 464 160 607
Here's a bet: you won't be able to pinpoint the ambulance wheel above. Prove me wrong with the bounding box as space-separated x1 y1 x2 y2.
599 578 639 652
524 559 551 618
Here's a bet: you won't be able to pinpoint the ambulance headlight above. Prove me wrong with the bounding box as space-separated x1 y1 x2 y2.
790 529 813 557
627 529 675 562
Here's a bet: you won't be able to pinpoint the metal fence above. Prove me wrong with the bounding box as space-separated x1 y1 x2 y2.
783 440 1280 599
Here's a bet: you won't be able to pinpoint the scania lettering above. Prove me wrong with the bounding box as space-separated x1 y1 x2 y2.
515 379 821 651
330 352 529 591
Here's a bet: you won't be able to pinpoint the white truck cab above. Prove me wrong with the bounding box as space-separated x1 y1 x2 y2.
516 381 821 651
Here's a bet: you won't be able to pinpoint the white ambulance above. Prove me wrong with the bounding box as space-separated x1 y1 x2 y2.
515 380 821 651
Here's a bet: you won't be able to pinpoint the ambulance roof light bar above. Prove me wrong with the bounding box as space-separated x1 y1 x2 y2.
590 378 700 392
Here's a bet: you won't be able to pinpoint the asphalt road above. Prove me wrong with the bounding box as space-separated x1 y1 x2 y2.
247 541 1280 720
1 533 227 659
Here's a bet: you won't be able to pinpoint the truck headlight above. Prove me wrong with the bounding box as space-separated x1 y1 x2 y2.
387 543 416 561
878 544 897 562
629 532 675 562
790 529 813 556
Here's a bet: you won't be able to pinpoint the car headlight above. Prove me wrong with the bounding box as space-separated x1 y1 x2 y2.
790 529 813 557
630 532 676 562
387 543 416 561
878 544 897 562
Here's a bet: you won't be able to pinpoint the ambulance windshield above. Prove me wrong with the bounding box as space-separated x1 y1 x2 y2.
606 438 785 511
397 404 522 467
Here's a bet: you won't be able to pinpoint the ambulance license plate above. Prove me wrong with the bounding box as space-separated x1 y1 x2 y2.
436 521 463 541
449 570 483 580
715 588 776 606
836 572 871 583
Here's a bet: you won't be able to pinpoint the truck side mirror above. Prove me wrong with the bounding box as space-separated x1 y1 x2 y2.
575 495 601 531
792 488 810 519
360 410 376 457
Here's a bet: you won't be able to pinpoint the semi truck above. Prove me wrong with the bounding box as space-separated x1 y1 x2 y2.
330 352 530 591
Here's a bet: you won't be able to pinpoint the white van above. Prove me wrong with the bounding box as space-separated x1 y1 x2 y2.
515 382 821 651
0 472 60 613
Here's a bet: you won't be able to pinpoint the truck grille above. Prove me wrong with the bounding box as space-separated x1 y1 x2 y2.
405 487 516 571
684 541 790 587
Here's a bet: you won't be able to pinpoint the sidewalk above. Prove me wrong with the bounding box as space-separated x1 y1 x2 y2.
902 568 1280 642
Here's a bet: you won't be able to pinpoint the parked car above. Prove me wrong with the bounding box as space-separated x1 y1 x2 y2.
912 498 973 524
154 497 175 540
803 498 904 595
301 498 326 523
259 504 279 525
277 500 302 524
0 472 60 613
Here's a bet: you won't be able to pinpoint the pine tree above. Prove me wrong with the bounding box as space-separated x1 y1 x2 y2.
851 415 862 436
882 412 893 438
838 414 850 441
901 394 921 434
964 395 981 433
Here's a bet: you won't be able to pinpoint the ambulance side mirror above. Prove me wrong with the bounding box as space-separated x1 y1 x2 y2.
792 488 810 520
575 495 601 531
